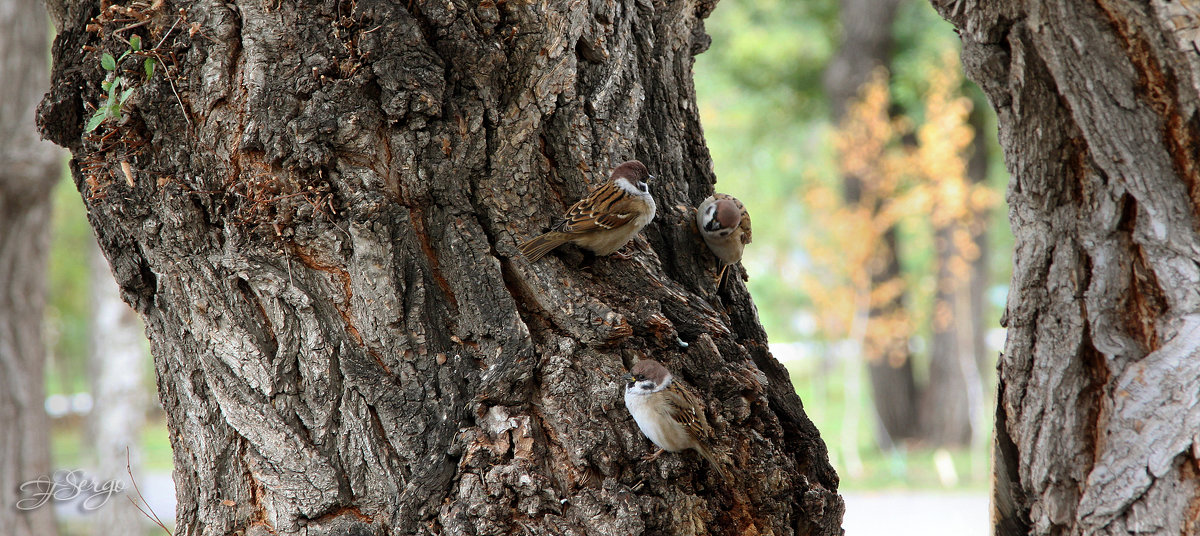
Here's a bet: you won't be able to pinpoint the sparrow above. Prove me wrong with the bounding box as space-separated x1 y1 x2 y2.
623 359 726 478
696 193 752 285
519 160 657 262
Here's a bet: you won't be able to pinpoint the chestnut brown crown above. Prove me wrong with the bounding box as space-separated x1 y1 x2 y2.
628 359 671 385
610 160 654 184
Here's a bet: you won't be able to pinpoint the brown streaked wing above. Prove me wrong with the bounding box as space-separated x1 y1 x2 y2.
739 208 752 245
665 381 712 442
555 181 640 234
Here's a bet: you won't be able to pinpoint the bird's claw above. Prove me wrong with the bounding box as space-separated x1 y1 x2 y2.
642 449 665 462
612 246 634 260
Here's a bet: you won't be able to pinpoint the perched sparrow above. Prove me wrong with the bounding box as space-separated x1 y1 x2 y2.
696 193 752 284
623 359 726 477
519 161 657 262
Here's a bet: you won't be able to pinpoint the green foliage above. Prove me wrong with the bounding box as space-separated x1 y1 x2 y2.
889 2 960 118
86 36 156 132
696 0 837 341
700 0 837 120
696 0 1009 342
46 173 95 396
786 353 991 490
696 0 1010 489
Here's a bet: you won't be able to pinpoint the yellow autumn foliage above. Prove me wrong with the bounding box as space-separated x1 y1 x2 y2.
803 52 997 360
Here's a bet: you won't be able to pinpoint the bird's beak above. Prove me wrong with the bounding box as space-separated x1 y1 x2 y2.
622 373 635 383
647 175 656 182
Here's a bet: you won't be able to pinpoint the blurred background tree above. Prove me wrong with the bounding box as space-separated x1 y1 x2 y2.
694 0 1009 488
36 0 1008 532
1 0 64 534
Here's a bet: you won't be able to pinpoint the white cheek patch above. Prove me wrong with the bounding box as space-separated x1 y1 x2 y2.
616 177 649 197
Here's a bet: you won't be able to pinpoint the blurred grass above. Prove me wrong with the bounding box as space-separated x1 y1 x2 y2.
49 415 173 472
783 352 992 492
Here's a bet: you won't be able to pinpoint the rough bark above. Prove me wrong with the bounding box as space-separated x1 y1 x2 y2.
933 0 1200 534
823 0 919 446
39 0 843 535
88 243 148 536
0 0 64 533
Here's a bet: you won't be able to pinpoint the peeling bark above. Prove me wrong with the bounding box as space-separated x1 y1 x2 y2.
39 0 843 534
933 0 1200 534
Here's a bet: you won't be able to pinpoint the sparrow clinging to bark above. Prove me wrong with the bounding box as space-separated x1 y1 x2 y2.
519 161 657 262
623 359 727 478
696 193 752 285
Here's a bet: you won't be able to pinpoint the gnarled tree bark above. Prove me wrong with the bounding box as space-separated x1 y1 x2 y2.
934 1 1200 534
39 0 843 534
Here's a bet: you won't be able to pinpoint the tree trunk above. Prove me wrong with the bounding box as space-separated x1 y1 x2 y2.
0 0 63 533
966 102 993 381
824 0 919 447
933 0 1200 534
920 223 981 447
823 0 907 121
919 102 991 449
39 0 843 535
861 228 920 447
88 242 148 536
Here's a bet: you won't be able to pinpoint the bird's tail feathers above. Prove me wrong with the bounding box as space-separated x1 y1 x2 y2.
697 444 731 482
519 232 568 262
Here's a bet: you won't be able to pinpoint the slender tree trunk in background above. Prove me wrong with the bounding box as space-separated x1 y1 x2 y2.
88 243 147 536
39 0 844 534
0 0 63 534
859 228 919 448
921 224 980 447
935 0 1200 534
966 104 992 381
823 0 918 447
919 104 991 448
966 103 993 462
823 0 906 121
